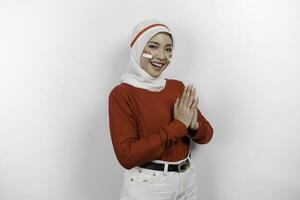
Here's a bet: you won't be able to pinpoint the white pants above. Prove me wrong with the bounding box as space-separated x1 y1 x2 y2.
119 153 198 200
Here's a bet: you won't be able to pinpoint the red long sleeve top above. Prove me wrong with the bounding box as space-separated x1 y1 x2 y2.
108 78 213 170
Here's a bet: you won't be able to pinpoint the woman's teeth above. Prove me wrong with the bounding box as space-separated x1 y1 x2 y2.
151 62 164 68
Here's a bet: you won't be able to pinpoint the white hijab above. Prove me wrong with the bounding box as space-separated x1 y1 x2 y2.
120 19 175 92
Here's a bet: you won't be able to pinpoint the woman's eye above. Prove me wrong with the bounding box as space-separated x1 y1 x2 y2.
166 48 172 52
149 45 157 49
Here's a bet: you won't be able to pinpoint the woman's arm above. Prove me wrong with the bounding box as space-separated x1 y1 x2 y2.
108 89 188 170
187 108 214 144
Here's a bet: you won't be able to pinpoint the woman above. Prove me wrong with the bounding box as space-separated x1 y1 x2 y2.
108 19 213 200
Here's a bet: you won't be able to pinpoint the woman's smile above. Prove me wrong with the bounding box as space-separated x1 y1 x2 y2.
150 61 165 70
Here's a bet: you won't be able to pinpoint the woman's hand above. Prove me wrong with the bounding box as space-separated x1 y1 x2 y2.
174 84 198 128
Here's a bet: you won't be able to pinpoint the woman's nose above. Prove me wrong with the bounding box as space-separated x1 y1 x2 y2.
156 49 167 60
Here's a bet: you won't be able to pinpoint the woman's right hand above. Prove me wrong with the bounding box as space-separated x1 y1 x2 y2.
174 84 197 128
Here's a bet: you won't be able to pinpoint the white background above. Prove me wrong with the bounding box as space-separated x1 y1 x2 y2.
0 0 299 199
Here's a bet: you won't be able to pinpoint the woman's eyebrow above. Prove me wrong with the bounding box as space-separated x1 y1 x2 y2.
148 41 173 46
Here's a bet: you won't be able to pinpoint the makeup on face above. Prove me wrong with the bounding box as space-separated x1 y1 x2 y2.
142 50 172 62
142 50 153 59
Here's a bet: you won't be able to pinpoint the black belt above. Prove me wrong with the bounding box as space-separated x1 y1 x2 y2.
139 155 191 173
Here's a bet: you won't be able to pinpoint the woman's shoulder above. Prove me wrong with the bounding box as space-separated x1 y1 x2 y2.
109 82 133 100
166 78 185 90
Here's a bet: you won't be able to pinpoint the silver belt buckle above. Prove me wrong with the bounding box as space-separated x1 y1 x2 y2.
178 160 189 172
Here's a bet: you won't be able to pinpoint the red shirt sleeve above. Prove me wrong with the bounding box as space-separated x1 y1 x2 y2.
187 108 214 144
108 87 188 169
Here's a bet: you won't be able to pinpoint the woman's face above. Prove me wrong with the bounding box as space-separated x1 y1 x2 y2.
140 32 173 78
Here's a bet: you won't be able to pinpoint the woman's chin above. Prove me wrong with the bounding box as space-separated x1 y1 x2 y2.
153 65 167 75
141 65 166 78
151 69 164 77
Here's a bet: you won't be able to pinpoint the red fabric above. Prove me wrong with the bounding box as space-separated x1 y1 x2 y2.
108 78 213 169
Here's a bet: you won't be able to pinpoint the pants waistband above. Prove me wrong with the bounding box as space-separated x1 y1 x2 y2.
151 151 191 165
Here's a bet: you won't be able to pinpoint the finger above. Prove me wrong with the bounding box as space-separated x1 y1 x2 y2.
191 96 199 110
187 87 196 108
182 85 191 108
179 85 188 108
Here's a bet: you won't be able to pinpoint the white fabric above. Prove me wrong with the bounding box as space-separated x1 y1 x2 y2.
120 19 176 92
120 158 198 200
